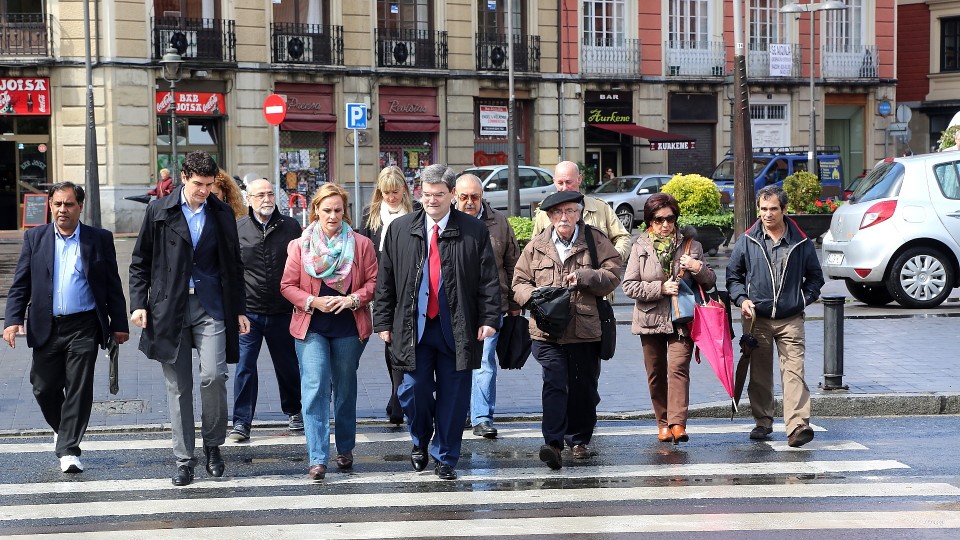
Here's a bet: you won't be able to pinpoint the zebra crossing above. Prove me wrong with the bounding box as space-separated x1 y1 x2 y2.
1 420 958 538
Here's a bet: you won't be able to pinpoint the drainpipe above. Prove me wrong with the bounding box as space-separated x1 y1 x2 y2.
557 0 565 161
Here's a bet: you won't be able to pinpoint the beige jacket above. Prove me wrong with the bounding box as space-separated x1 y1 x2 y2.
621 232 716 335
512 225 622 343
533 195 632 261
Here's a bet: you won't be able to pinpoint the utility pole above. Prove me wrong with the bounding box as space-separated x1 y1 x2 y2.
506 0 520 216
83 0 101 227
732 0 755 235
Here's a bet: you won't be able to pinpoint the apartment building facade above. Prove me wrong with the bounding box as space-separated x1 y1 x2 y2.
0 0 895 232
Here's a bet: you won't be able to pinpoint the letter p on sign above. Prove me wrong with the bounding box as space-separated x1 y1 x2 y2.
346 103 367 130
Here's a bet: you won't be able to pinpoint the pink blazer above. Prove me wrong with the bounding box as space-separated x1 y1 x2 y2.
280 232 378 341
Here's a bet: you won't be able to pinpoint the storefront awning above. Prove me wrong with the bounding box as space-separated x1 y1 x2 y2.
280 117 336 132
590 123 696 149
382 114 440 133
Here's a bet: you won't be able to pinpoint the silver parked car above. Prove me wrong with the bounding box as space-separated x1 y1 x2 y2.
590 175 673 230
459 165 556 216
822 152 960 308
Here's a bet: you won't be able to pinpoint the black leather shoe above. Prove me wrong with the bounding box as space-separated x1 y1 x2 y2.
749 425 773 440
434 462 457 480
472 421 498 439
204 445 224 477
410 445 428 472
172 465 194 486
539 444 562 470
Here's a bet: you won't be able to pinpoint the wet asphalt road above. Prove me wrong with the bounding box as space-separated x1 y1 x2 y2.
1 416 959 538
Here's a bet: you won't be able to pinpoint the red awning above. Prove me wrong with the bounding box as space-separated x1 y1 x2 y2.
590 123 694 143
382 114 440 133
280 117 336 132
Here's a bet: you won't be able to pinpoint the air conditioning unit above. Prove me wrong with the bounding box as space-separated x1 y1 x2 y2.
159 29 197 57
276 34 314 62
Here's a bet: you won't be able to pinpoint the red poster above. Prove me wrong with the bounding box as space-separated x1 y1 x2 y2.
155 91 225 115
0 78 51 116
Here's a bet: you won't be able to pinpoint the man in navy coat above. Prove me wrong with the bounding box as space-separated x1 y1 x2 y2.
3 182 129 474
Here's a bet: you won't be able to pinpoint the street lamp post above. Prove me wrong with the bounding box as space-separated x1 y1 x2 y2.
160 47 184 181
781 1 846 181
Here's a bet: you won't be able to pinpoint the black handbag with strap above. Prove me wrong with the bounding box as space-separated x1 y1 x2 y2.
583 225 617 360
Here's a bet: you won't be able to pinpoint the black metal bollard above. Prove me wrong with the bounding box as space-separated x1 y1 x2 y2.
821 295 848 390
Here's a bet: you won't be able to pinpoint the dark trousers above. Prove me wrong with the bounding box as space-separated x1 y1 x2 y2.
30 310 99 458
233 311 302 425
385 348 404 420
532 340 602 449
399 317 471 468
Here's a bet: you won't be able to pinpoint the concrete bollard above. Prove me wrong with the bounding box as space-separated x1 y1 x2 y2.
821 295 848 390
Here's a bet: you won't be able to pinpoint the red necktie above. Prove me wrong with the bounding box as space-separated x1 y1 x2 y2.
427 224 441 319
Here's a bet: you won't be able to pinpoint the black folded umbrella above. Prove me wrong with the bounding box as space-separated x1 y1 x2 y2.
527 286 572 339
125 194 151 204
106 336 120 395
496 314 532 370
733 306 758 416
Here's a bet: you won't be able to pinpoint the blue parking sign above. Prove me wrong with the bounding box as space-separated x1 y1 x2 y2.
346 103 367 130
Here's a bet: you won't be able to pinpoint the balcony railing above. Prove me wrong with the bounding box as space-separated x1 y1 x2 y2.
0 13 50 57
272 23 343 66
581 38 641 75
475 33 540 72
747 42 801 78
375 28 447 69
152 17 236 63
822 44 878 79
665 40 726 77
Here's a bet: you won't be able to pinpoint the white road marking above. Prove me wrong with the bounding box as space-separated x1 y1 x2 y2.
768 441 869 451
0 483 955 522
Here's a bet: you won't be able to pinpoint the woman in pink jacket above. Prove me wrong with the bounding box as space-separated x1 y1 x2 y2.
281 183 378 481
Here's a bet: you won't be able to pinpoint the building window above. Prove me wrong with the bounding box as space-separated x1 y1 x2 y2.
583 0 625 47
152 0 219 20
274 0 324 25
824 0 862 51
750 104 786 120
942 17 960 72
377 0 430 31
479 0 523 36
668 0 709 44
749 0 784 48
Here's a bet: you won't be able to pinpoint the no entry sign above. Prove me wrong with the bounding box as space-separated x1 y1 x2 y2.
263 94 287 126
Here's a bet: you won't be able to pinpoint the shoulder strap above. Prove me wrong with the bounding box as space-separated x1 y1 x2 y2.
674 238 693 280
583 224 600 270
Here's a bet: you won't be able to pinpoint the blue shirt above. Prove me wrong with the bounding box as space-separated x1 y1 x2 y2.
180 189 207 288
52 225 95 316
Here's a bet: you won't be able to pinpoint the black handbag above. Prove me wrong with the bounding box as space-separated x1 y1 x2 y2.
527 286 572 339
496 314 532 369
583 226 617 360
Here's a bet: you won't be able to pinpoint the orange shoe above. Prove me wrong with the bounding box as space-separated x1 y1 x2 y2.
669 424 689 444
657 426 674 442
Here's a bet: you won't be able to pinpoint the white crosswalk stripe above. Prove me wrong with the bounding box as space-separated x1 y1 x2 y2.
1 420 958 538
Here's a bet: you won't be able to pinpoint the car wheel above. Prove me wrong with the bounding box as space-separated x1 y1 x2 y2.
616 205 634 230
844 280 893 306
885 247 955 308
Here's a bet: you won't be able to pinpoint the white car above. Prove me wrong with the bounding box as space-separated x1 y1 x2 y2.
459 165 556 216
821 152 960 308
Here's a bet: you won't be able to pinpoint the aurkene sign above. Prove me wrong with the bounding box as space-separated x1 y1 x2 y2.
155 91 225 115
0 77 51 116
650 141 696 151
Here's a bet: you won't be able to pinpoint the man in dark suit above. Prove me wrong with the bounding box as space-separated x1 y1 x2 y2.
373 164 501 480
3 182 129 474
129 151 250 487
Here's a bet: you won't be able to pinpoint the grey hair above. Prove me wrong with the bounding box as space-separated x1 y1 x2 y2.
756 185 788 209
421 164 456 190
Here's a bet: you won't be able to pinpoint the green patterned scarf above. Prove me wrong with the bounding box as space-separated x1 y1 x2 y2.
648 230 677 277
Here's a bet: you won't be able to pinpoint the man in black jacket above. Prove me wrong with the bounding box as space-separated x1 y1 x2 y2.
229 178 303 442
726 185 824 448
373 164 501 480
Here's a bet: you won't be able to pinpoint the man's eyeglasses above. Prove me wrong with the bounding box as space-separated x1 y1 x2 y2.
457 193 481 202
249 192 275 200
651 215 677 225
549 208 580 217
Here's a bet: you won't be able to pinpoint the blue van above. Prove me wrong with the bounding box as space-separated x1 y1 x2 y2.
711 146 844 204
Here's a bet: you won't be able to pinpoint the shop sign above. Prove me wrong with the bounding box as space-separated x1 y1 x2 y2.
155 91 225 115
479 105 508 136
649 141 696 151
584 91 632 124
0 78 51 116
768 44 792 77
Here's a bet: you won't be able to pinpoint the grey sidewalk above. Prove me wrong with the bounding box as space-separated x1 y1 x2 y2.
2 236 959 434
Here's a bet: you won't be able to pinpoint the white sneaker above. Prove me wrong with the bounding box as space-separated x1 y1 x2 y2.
52 432 58 446
59 455 83 473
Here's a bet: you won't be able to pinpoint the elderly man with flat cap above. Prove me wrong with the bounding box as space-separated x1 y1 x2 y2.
512 190 622 470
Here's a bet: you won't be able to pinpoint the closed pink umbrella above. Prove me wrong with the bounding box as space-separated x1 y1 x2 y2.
688 288 737 416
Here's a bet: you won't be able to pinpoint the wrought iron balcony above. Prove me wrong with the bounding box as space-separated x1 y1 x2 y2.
375 28 448 70
152 17 236 63
747 42 801 78
581 38 641 76
475 33 540 72
0 13 50 57
665 40 727 77
822 44 878 79
272 23 343 66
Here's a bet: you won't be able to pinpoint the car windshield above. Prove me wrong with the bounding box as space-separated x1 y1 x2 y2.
711 158 771 182
850 161 903 203
460 168 492 182
594 177 641 193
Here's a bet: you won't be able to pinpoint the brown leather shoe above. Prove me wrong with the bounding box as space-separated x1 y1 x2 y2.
571 444 595 459
787 424 815 448
669 424 689 444
335 453 353 470
657 426 674 442
308 464 326 481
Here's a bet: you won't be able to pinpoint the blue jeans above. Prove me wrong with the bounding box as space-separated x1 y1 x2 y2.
295 332 367 467
233 312 301 426
470 314 502 425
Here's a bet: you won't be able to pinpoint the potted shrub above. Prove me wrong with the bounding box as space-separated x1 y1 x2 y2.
508 216 534 250
782 170 842 241
660 173 733 255
939 125 960 151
